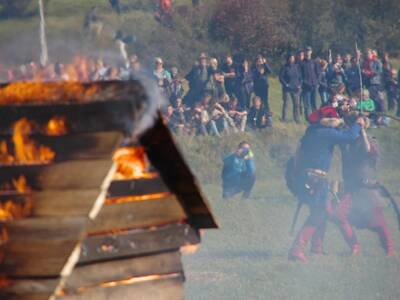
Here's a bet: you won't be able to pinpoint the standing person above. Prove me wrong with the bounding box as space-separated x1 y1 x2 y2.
236 59 254 110
109 0 121 15
301 47 320 119
221 54 237 98
296 50 305 116
385 69 398 113
253 55 273 125
362 49 385 112
222 142 256 199
382 53 395 111
279 54 302 123
169 67 185 106
330 123 395 256
343 53 352 72
185 53 211 107
153 57 172 99
288 107 364 262
345 57 362 96
318 60 329 104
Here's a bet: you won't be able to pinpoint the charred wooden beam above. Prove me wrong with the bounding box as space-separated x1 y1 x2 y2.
107 177 169 198
64 251 183 293
56 274 184 300
140 116 218 229
0 81 148 135
79 223 200 264
87 194 186 235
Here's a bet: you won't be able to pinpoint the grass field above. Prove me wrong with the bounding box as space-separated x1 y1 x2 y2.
177 78 400 300
1 2 400 299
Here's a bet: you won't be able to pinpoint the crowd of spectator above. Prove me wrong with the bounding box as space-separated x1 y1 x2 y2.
0 47 399 135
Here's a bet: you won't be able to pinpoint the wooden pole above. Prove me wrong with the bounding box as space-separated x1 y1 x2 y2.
39 0 49 66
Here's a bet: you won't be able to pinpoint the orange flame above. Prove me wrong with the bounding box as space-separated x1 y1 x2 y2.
0 198 32 222
0 176 31 194
113 147 158 180
180 244 200 255
0 118 55 165
105 192 171 205
45 116 68 136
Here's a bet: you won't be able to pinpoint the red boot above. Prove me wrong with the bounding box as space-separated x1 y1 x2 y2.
351 243 361 256
289 226 316 263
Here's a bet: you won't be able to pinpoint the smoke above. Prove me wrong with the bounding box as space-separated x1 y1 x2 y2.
129 72 166 138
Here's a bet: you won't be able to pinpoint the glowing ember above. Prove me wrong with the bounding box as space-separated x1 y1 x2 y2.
0 118 55 165
45 116 68 136
180 244 200 255
105 192 172 205
113 147 157 180
0 277 12 288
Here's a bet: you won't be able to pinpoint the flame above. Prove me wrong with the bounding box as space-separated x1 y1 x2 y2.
0 198 32 222
0 176 31 194
113 147 158 180
58 273 181 296
0 118 55 165
180 244 200 255
45 116 68 136
105 192 171 205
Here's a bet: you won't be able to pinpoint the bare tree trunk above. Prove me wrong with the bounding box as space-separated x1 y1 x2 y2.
39 0 49 66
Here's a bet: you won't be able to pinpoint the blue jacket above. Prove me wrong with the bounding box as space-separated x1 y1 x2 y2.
222 153 246 181
298 123 361 172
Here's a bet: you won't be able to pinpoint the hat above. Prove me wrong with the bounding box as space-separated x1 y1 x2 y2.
199 52 207 59
308 106 339 123
305 46 313 51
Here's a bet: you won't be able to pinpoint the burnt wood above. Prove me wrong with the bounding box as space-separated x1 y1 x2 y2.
140 116 218 229
56 275 184 300
107 177 169 198
0 81 148 135
79 223 200 264
64 251 183 293
0 216 87 277
0 293 52 300
87 195 187 235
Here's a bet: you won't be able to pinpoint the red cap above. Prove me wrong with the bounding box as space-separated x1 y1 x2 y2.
308 106 339 123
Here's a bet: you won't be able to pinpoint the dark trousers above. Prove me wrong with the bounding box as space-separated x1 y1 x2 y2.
302 86 318 119
255 86 270 113
223 172 256 199
282 89 300 122
238 87 252 111
369 85 385 112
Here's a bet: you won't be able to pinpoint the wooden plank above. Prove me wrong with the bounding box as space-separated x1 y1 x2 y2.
0 159 113 189
34 159 113 190
37 132 122 161
32 190 100 217
65 251 182 292
79 223 200 264
0 80 146 135
57 275 184 300
107 177 169 198
140 116 218 229
0 293 52 300
0 217 87 277
0 278 58 294
87 195 186 234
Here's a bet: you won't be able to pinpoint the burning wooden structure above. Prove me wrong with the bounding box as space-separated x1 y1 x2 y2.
0 80 217 300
